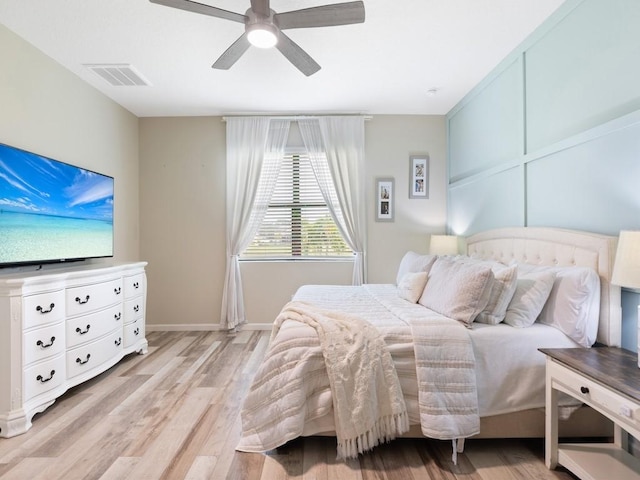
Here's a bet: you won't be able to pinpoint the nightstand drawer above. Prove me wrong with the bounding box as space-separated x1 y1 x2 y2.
549 360 640 437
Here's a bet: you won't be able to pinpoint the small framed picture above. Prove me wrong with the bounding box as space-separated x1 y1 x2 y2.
375 177 394 222
409 155 429 199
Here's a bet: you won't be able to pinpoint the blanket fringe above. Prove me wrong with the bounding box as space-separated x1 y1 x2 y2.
336 412 410 459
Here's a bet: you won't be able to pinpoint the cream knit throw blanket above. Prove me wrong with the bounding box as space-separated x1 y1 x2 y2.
273 301 409 459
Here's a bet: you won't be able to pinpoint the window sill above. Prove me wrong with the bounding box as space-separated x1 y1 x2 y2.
239 257 355 263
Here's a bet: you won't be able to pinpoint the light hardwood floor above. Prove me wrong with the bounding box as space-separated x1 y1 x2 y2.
0 330 578 479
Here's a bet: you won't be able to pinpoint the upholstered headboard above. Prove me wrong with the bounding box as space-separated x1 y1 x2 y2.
466 227 621 347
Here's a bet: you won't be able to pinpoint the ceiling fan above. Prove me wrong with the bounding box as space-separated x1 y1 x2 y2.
149 0 365 76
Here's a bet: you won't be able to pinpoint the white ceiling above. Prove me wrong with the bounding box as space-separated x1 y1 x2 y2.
0 0 565 118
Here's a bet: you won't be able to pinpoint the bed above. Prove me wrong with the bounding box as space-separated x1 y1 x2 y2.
236 227 620 457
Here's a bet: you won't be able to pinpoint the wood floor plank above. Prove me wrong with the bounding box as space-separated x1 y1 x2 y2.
98 456 140 480
0 331 585 480
184 455 220 480
125 387 217 478
0 457 52 480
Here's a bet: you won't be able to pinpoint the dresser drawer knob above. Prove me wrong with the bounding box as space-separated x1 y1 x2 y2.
580 386 590 394
75 295 90 305
115 337 122 347
115 312 122 321
76 354 91 365
133 305 140 313
36 370 56 383
36 336 56 349
36 303 55 314
134 282 139 289
114 287 122 295
76 325 91 335
134 327 140 336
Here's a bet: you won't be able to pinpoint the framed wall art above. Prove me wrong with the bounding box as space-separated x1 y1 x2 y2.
375 177 394 222
409 155 429 199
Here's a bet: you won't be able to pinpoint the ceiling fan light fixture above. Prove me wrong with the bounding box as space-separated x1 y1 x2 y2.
247 23 278 48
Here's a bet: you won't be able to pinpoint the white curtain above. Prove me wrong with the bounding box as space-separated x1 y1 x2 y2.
221 117 291 330
298 116 367 285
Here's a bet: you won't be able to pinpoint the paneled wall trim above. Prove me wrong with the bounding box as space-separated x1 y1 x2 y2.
446 0 640 352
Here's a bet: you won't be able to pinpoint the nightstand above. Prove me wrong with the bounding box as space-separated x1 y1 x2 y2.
540 347 640 480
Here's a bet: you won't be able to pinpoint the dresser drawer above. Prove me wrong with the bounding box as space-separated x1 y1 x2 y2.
23 354 66 402
550 360 640 435
124 318 144 347
24 322 66 365
66 279 123 317
66 304 123 349
124 273 145 299
23 290 65 329
123 297 144 324
66 330 123 379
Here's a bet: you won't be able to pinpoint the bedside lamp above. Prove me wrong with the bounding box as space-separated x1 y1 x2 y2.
611 230 640 367
430 234 459 256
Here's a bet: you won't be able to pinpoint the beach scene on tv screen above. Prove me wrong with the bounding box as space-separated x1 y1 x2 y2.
0 144 114 265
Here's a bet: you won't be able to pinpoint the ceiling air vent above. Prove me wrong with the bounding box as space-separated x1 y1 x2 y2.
84 64 151 87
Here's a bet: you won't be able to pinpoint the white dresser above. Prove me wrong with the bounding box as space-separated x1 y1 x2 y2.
0 262 148 438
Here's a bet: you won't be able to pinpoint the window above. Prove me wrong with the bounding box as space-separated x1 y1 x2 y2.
242 152 353 259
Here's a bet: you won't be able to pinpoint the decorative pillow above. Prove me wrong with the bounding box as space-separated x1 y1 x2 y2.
475 264 518 325
418 256 494 327
396 251 437 285
527 266 600 347
397 271 429 303
503 270 556 328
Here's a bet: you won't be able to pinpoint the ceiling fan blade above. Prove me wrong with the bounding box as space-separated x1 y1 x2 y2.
276 32 321 76
212 33 251 70
250 0 270 18
149 0 247 24
275 1 365 30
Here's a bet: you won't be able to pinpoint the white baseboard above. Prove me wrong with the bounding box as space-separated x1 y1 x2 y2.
146 323 273 332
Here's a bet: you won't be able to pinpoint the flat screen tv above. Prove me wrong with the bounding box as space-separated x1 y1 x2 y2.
0 142 114 268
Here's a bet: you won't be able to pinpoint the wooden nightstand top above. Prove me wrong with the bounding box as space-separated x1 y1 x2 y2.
539 347 640 404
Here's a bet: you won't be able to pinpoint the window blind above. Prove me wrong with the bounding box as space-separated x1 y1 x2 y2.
243 153 353 259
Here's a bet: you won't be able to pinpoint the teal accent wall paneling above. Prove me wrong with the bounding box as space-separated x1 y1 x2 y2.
446 0 640 350
526 0 640 152
448 58 524 181
449 167 524 236
527 119 640 233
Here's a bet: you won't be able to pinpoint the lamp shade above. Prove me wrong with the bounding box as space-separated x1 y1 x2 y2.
429 235 459 255
611 230 640 289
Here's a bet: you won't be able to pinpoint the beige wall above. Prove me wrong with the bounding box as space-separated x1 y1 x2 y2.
139 117 227 328
0 23 448 329
0 24 140 269
139 115 447 328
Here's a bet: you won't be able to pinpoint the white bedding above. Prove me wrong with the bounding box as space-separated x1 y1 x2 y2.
237 283 580 453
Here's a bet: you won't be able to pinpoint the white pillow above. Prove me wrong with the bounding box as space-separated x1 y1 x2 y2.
475 264 518 325
396 251 437 285
397 271 429 303
503 270 556 328
528 266 600 347
418 256 494 327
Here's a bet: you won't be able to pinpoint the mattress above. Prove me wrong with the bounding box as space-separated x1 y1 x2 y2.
296 283 580 415
238 283 581 450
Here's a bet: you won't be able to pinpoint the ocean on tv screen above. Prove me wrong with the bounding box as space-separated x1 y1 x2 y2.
0 143 114 265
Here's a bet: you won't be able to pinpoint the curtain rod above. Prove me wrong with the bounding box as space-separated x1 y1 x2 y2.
222 115 372 122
